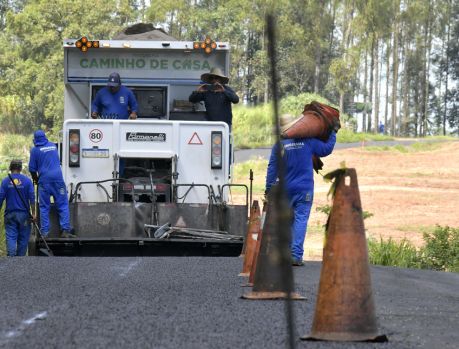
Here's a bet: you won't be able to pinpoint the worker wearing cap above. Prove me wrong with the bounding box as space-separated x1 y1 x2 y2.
265 114 336 266
91 72 138 120
0 160 35 256
189 67 239 128
29 130 75 238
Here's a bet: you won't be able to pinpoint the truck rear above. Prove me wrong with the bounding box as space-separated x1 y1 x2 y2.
29 30 248 256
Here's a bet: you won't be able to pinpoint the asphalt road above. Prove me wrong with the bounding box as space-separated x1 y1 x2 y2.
234 139 438 163
0 257 458 348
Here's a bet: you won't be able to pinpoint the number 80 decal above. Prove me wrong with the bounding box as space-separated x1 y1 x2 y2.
89 129 103 143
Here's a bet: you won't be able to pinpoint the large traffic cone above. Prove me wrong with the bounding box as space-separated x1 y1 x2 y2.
281 111 329 140
241 201 266 287
303 101 340 122
239 201 261 276
242 186 305 300
302 168 387 342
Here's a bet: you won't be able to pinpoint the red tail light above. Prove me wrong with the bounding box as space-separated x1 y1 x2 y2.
211 131 223 169
69 129 80 167
122 183 133 191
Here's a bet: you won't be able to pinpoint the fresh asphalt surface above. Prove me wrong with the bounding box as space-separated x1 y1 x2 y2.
0 257 458 348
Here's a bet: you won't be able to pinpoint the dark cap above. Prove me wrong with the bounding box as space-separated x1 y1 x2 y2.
9 159 22 171
107 72 121 87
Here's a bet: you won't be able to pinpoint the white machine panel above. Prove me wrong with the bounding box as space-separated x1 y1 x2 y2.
62 119 230 203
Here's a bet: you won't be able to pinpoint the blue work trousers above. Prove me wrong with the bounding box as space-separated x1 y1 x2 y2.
4 211 31 256
289 191 313 261
38 182 71 235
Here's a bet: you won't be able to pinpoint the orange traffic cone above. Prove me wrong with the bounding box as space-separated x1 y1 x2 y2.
239 201 261 276
242 186 305 300
242 200 266 286
302 168 387 342
281 111 329 140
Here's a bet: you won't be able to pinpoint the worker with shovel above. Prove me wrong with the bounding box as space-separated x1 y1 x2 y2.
29 130 75 238
0 160 35 256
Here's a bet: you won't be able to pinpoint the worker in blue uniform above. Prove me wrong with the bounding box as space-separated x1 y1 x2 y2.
29 130 75 238
91 72 138 120
265 114 337 266
0 160 35 256
189 67 239 128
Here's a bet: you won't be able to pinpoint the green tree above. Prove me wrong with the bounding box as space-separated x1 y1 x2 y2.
0 0 136 134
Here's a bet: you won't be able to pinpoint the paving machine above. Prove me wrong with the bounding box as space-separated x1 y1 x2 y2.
28 29 248 256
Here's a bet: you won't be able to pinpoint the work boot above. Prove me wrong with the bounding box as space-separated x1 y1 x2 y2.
60 230 77 238
292 258 304 266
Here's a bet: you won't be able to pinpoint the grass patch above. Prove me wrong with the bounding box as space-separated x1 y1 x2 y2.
232 104 275 149
425 135 458 141
368 237 421 268
337 128 393 143
231 158 268 194
396 225 436 234
368 225 459 272
364 141 445 153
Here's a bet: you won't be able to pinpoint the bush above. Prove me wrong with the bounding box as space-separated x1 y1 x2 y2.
367 226 459 272
232 104 274 149
421 226 459 272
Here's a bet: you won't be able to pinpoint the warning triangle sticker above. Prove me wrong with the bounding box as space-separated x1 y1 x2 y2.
175 216 187 228
188 132 203 145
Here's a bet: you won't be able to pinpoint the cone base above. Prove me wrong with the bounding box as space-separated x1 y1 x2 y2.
238 272 249 277
241 291 306 300
302 332 388 342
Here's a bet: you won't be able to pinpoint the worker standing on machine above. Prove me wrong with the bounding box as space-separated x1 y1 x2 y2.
29 130 76 238
189 67 239 129
91 72 138 120
0 160 35 256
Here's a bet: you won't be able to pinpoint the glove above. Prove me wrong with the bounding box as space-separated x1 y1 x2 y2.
312 156 324 174
331 117 341 132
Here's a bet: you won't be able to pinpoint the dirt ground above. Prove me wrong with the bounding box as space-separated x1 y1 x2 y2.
234 141 459 260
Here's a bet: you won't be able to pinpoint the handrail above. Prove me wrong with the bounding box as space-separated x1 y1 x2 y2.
173 183 211 205
71 178 135 203
221 183 249 208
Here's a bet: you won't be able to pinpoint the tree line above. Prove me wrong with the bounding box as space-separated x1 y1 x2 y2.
0 0 458 136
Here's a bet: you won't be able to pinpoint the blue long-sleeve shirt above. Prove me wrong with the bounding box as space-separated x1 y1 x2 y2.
91 86 138 119
0 174 35 214
29 130 64 183
266 132 336 194
189 86 239 127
